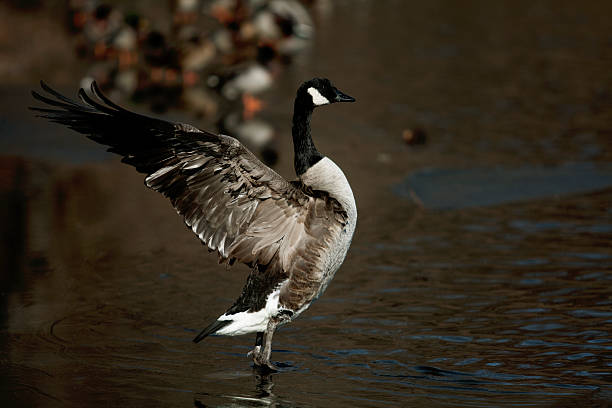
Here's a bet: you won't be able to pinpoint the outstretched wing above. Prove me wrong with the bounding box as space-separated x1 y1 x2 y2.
30 81 341 275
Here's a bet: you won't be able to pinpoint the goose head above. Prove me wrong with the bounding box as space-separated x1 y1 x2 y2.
296 78 355 110
291 78 355 175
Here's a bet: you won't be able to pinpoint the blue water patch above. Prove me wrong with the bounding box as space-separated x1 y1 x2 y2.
393 162 612 209
409 335 473 343
566 353 596 361
576 271 608 280
576 224 612 233
520 323 565 331
506 308 550 314
518 278 544 285
454 358 482 366
510 220 572 232
330 349 370 356
569 309 612 318
513 258 549 266
565 252 612 260
587 339 612 344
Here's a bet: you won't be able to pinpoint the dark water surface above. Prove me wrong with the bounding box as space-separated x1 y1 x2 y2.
2 1 612 407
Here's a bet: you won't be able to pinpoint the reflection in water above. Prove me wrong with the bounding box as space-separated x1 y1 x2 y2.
194 371 280 407
253 371 276 402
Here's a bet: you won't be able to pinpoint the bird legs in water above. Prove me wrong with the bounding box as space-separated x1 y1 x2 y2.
248 315 287 371
248 331 267 367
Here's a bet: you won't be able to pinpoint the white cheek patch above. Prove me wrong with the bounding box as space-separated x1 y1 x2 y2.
307 87 330 106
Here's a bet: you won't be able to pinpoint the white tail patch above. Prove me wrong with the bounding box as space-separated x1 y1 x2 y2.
214 283 286 336
307 87 330 106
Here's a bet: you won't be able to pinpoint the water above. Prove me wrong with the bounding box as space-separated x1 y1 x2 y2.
395 162 612 209
2 1 612 407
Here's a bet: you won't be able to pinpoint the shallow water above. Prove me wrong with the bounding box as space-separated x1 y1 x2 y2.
396 162 612 209
2 1 612 407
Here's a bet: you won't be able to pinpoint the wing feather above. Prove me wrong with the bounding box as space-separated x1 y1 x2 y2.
31 81 347 283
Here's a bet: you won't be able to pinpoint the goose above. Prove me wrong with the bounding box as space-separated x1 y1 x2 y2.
218 109 278 166
30 77 357 371
251 0 314 57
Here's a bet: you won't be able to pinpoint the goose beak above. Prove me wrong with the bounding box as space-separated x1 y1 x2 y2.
334 88 356 103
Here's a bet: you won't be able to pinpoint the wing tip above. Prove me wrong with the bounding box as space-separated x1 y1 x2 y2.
30 89 47 103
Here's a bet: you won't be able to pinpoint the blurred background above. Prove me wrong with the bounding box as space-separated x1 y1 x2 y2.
1 0 611 406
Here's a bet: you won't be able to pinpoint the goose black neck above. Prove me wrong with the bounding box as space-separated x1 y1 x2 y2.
292 95 323 176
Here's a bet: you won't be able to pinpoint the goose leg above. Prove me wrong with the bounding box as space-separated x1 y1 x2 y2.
255 331 264 347
247 331 264 358
253 318 280 371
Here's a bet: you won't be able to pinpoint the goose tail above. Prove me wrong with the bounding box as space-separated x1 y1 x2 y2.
193 319 232 343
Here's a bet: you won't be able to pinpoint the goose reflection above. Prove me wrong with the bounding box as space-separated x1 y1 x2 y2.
254 370 275 401
194 369 288 408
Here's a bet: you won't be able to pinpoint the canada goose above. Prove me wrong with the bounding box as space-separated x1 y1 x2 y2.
251 0 314 56
218 109 278 166
30 77 357 371
220 63 274 100
83 4 123 59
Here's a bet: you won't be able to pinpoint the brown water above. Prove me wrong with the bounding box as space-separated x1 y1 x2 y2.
1 1 612 407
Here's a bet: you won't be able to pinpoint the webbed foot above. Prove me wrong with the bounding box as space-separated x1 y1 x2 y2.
250 345 278 372
254 359 278 373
